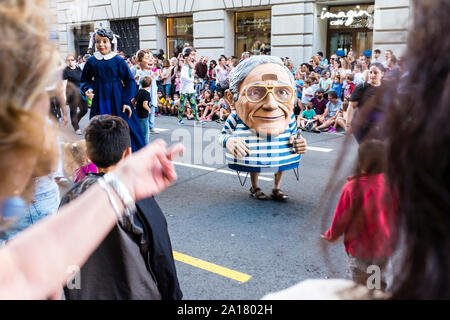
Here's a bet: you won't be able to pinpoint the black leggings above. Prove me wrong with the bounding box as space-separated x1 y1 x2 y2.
68 93 89 131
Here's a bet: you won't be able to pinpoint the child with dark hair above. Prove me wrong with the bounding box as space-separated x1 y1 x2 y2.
321 139 397 291
202 91 221 121
131 76 152 145
215 93 231 123
198 89 213 120
60 115 182 300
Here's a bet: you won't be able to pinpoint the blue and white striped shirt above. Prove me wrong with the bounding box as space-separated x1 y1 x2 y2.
218 112 301 173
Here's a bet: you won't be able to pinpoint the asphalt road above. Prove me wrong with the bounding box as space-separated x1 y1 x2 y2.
67 111 359 300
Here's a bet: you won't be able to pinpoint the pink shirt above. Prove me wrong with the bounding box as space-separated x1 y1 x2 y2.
73 163 98 183
324 174 397 258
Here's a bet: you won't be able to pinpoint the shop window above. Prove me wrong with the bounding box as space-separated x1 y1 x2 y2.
167 16 193 58
235 10 271 57
323 4 374 58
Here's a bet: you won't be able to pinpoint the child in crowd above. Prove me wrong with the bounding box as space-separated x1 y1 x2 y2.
309 73 320 92
297 102 317 132
294 72 304 115
204 82 211 92
319 70 332 98
157 90 165 115
171 93 180 116
198 89 213 120
164 95 175 116
131 76 152 145
215 95 231 123
62 139 98 183
185 100 194 120
353 64 365 86
343 74 355 102
61 115 182 300
174 70 181 96
321 139 396 291
202 91 221 121
301 79 315 112
333 101 348 133
331 74 343 99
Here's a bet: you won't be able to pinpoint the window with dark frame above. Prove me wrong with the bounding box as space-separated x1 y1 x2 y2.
110 19 140 57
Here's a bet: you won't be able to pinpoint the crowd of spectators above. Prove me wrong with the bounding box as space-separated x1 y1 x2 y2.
73 46 402 137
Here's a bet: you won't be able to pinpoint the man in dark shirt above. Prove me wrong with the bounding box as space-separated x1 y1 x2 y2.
131 76 152 145
195 56 208 92
63 54 88 134
311 89 328 115
310 89 329 133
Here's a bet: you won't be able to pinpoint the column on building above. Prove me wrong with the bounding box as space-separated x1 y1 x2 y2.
373 0 411 57
193 10 233 61
271 1 314 67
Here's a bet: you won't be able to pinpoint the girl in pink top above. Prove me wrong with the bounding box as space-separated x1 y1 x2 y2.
322 140 397 290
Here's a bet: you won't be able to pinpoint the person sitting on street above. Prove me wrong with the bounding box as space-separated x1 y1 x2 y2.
314 91 342 133
297 102 317 132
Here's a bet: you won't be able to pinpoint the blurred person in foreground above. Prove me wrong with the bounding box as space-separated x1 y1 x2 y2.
61 115 182 300
263 0 450 299
0 0 183 299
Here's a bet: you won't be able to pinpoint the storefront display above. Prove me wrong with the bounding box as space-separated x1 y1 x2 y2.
166 16 193 58
235 10 271 57
322 4 374 58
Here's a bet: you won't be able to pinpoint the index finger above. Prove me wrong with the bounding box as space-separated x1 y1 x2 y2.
166 143 185 161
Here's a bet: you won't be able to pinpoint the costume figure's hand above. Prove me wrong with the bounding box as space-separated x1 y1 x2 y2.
113 140 184 201
122 105 132 118
290 134 307 155
226 137 250 159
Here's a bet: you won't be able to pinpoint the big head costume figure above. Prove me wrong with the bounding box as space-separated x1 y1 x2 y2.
219 56 307 201
80 28 145 152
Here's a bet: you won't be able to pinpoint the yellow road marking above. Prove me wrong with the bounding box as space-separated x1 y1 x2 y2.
173 251 252 283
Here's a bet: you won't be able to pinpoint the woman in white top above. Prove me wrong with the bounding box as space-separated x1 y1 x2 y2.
160 59 173 98
177 47 203 126
214 55 230 94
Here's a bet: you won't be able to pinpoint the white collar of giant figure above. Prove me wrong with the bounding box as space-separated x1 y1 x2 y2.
94 51 117 60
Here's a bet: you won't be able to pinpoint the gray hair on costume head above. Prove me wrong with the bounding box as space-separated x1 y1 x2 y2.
229 55 296 101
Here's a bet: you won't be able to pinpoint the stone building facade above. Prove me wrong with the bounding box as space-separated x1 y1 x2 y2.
51 0 412 66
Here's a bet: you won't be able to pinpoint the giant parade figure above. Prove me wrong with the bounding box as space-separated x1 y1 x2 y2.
218 56 307 201
81 28 145 152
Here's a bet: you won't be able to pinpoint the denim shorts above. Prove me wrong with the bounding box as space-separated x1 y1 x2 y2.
1 183 60 241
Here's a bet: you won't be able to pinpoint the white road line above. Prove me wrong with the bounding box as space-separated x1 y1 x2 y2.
172 161 274 181
154 128 169 132
307 146 333 153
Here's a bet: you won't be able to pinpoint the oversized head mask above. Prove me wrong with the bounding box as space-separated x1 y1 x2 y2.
225 56 296 137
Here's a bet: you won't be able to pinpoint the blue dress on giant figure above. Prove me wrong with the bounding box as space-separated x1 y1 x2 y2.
81 51 145 152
